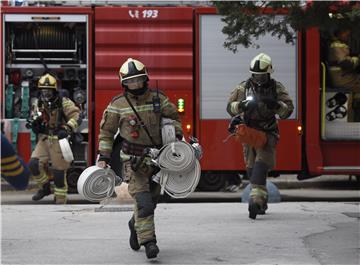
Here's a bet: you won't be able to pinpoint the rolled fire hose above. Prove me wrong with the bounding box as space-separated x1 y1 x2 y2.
20 81 30 118
5 84 14 118
11 118 19 151
157 141 201 198
77 166 120 202
58 138 74 162
157 118 201 198
161 118 177 144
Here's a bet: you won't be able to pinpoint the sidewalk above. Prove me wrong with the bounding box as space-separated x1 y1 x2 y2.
2 174 358 192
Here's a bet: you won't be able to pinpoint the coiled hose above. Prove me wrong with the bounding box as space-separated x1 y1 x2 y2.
77 166 121 202
78 120 201 202
156 142 201 199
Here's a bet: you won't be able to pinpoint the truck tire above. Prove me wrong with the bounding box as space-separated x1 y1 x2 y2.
197 172 226 191
66 167 83 194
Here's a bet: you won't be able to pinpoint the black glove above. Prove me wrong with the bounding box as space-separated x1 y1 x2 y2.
228 115 243 134
130 148 150 172
338 60 353 72
176 134 184 141
239 99 257 111
189 136 199 145
57 128 69 139
262 97 280 110
27 118 45 134
98 153 111 164
130 156 140 171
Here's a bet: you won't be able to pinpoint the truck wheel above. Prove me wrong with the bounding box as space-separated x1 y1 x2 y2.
66 167 82 194
197 172 226 191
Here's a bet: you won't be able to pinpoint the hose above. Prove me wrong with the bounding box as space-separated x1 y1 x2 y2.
161 118 176 144
156 119 201 198
156 141 201 199
77 119 201 201
77 166 121 202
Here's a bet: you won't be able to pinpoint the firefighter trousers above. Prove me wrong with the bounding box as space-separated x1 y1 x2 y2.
30 135 70 198
243 133 278 204
123 161 161 245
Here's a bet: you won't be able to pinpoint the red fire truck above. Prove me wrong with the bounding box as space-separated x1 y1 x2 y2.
1 1 359 192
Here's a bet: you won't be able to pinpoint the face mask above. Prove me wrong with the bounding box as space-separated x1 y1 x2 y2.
40 89 55 102
252 74 269 86
126 87 148 96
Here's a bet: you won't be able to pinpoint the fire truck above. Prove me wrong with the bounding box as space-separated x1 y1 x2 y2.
1 1 359 192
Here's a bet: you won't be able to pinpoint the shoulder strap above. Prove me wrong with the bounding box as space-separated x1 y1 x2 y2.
124 92 156 146
56 96 65 129
270 79 278 100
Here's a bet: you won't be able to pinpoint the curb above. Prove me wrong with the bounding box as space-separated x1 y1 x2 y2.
2 178 359 192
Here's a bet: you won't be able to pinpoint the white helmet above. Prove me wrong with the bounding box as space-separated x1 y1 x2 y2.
118 58 149 85
249 53 274 74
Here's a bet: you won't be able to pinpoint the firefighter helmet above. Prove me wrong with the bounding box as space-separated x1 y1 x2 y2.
38 73 57 90
119 58 149 85
249 53 274 74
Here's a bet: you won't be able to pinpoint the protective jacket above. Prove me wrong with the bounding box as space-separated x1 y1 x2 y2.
227 79 294 136
98 89 182 156
37 97 80 135
328 39 360 92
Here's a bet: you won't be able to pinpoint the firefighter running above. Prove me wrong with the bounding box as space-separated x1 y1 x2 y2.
96 58 183 259
227 53 294 219
27 73 80 204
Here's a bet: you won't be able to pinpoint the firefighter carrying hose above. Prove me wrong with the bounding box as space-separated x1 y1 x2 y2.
27 73 80 204
96 58 183 259
226 53 294 219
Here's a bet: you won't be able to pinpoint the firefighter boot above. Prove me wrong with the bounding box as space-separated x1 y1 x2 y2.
248 197 261 220
258 200 268 215
128 217 140 251
248 185 268 220
32 182 51 201
144 240 159 259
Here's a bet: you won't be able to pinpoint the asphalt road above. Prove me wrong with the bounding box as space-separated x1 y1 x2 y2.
1 202 359 265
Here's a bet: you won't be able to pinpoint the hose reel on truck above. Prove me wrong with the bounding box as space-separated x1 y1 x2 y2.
3 13 90 192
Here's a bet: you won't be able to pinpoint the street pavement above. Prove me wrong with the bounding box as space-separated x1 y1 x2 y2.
1 202 359 265
1 175 359 264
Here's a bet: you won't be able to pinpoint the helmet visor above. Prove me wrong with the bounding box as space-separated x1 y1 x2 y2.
40 89 55 102
122 75 147 86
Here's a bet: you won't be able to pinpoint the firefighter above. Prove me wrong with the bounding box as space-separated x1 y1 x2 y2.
327 28 360 121
96 58 183 259
226 53 294 220
1 133 30 190
28 73 80 204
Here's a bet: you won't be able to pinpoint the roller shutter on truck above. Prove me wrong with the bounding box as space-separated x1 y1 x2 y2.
94 6 194 144
196 10 302 172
